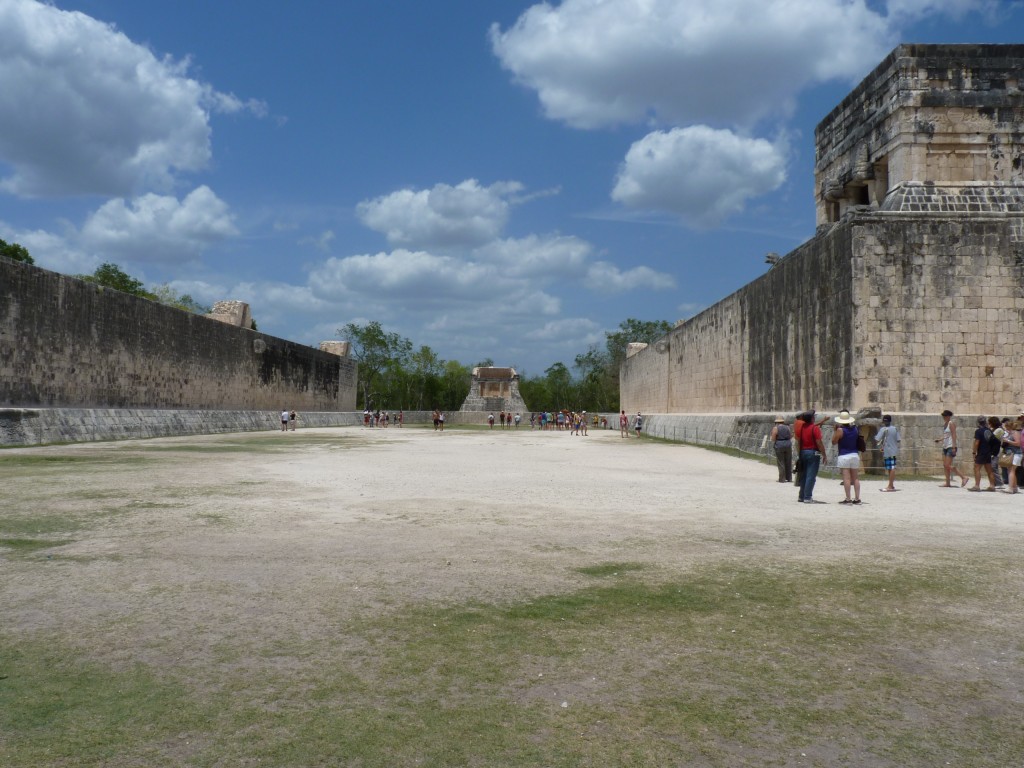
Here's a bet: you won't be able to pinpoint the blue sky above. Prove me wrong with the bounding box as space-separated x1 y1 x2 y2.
2 0 1023 376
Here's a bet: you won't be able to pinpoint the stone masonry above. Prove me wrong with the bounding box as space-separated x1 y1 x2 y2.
459 366 530 414
622 44 1024 416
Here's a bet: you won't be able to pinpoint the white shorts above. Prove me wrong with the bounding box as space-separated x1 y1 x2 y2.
836 453 861 470
1014 453 1023 468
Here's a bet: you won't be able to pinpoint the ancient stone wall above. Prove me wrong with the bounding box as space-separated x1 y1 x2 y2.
622 222 856 414
0 259 357 412
622 210 1024 416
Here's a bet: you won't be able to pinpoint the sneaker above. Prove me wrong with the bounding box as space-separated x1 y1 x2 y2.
806 499 826 504
839 499 852 505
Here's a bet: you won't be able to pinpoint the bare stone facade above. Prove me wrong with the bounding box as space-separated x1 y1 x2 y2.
622 44 1024 416
459 366 530 414
206 300 253 329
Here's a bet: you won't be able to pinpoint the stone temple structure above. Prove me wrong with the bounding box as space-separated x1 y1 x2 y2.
459 366 530 414
622 44 1024 416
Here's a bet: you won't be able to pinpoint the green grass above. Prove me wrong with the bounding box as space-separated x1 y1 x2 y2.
3 559 1020 767
0 538 74 554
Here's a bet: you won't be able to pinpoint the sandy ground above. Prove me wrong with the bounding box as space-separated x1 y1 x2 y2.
3 424 1022 659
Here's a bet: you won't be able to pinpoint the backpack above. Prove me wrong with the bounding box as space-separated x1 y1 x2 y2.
987 429 1000 455
855 430 866 453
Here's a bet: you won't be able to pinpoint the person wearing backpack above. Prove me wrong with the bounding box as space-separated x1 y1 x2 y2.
969 415 997 491
770 416 793 483
832 410 862 504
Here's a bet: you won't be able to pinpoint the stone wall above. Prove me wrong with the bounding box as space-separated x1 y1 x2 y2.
0 258 357 412
622 210 1024 416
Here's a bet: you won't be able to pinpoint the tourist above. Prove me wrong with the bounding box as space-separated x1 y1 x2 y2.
935 410 969 487
620 410 629 438
438 411 445 431
988 416 1005 488
398 410 403 428
364 409 371 428
514 413 521 428
529 413 536 429
769 416 792 483
832 410 861 504
499 411 506 428
875 414 901 491
791 411 826 489
580 411 588 436
432 409 440 431
634 412 643 438
289 410 297 431
1004 420 1022 494
968 416 997 491
488 413 495 429
280 409 289 432
796 408 827 504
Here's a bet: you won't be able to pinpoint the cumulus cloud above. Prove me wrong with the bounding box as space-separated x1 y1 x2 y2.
0 0 264 197
80 186 238 262
473 234 592 278
0 222 99 275
584 261 676 292
611 126 787 226
491 0 898 129
356 179 524 248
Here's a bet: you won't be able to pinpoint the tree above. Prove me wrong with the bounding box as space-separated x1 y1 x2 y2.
0 237 34 265
150 283 211 314
339 321 413 409
78 263 156 300
409 345 445 410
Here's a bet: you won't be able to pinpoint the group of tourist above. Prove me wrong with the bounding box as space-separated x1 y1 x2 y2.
487 411 522 428
770 408 1024 503
362 409 404 428
279 409 297 431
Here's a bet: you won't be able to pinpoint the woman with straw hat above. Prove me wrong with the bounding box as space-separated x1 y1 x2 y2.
832 409 862 504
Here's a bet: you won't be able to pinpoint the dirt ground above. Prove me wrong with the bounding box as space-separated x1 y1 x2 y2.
2 424 1023 765
3 424 1021 656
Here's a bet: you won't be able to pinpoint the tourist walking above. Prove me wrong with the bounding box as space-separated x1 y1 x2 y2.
796 408 827 503
619 410 629 438
936 410 969 487
770 416 792 483
832 410 861 504
968 416 997 491
875 414 901 491
634 412 643 438
988 416 1005 488
289 410 297 431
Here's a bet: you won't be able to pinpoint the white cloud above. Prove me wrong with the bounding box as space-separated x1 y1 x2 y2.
0 0 263 197
612 127 787 227
356 179 524 248
80 186 238 262
491 0 898 129
0 222 98 275
525 317 601 342
473 234 592 278
584 261 676 292
300 230 336 252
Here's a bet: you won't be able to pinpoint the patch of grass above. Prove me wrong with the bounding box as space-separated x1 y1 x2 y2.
575 561 646 577
2 560 1020 766
0 538 73 554
0 635 214 767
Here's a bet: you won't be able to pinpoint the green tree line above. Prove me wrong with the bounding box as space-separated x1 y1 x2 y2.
342 318 673 413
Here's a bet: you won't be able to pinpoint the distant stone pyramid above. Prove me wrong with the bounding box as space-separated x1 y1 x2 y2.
459 366 530 413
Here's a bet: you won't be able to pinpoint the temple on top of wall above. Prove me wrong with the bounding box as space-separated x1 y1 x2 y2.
621 44 1024 416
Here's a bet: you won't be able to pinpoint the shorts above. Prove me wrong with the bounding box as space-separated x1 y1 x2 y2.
943 447 956 457
1014 453 1023 468
836 453 860 470
975 453 991 466
883 456 897 471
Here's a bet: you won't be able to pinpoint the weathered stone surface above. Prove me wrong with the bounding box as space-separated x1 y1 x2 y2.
459 366 530 413
0 259 357 412
206 300 253 328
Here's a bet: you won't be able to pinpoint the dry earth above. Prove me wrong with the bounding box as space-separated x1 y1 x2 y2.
1 424 1022 765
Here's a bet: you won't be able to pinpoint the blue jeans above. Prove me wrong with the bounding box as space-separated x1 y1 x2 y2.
799 450 820 501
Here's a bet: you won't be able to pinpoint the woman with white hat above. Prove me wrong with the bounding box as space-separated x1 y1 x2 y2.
832 409 862 504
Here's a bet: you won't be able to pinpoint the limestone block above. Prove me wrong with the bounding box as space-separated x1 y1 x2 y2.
319 341 352 358
207 300 252 329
